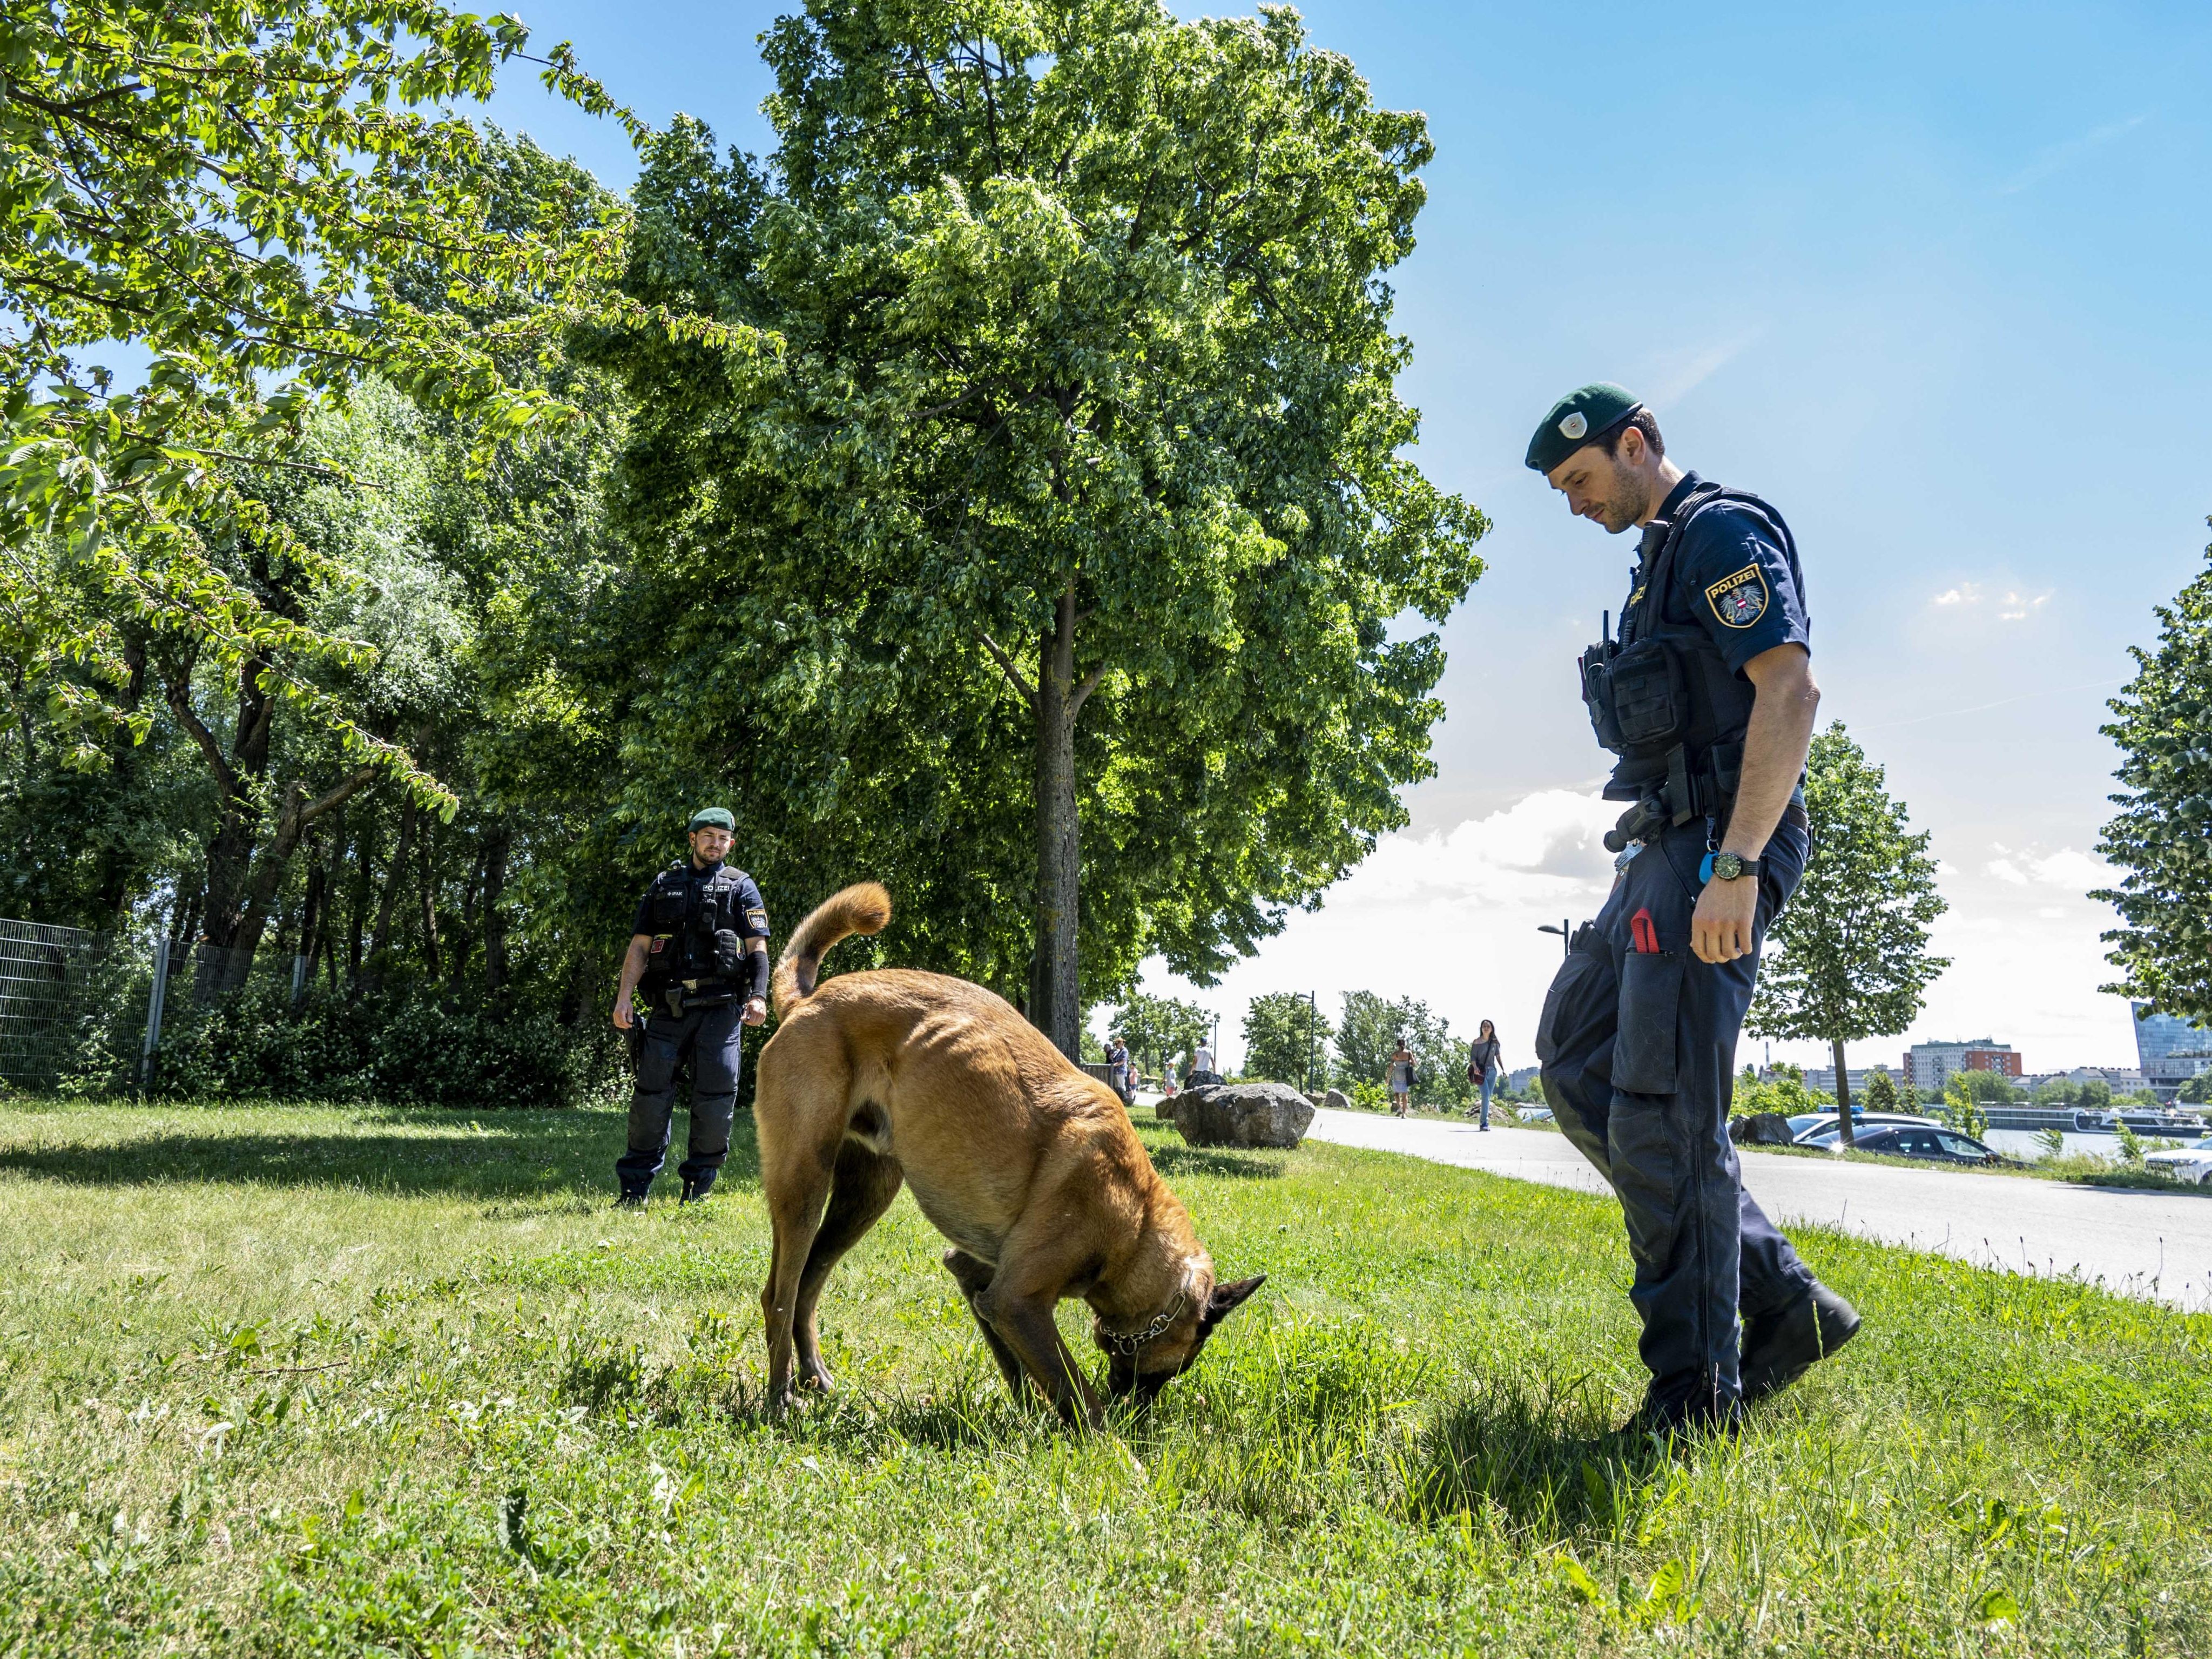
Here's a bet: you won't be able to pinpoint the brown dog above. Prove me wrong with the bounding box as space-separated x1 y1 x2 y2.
754 882 1264 1427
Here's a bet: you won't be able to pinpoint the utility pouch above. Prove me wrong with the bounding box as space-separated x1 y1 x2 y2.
712 927 743 977
651 889 683 928
1615 949 1683 1095
1608 638 1686 748
1579 643 1623 752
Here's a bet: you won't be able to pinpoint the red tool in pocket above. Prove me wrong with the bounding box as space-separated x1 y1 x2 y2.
1630 908 1660 954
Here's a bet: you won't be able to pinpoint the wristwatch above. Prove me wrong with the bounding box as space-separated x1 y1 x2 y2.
1709 852 1761 881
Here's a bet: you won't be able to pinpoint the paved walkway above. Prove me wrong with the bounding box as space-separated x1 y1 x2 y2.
1301 1107 2212 1311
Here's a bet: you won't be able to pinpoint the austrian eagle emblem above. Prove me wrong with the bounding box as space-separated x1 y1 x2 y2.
1704 564 1769 629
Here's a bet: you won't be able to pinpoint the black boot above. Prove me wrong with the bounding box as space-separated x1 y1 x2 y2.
680 1172 717 1205
615 1186 649 1210
1741 1282 1861 1404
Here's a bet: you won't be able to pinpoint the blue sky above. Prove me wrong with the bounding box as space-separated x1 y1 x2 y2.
487 2 2212 1075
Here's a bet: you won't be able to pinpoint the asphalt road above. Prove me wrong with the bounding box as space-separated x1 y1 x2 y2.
1302 1107 2212 1311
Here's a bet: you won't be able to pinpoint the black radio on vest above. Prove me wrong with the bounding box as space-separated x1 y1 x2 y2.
1579 480 1795 849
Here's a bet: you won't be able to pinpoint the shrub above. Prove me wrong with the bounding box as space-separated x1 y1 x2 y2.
135 981 624 1109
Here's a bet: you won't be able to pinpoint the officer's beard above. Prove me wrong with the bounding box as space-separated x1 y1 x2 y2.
1585 453 1649 534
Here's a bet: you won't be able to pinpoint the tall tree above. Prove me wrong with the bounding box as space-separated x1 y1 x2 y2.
597 1 1485 1056
2094 529 2212 1024
1243 990 1328 1088
1748 724 1948 1147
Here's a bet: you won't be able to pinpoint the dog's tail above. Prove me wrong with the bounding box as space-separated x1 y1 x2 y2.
772 882 892 1015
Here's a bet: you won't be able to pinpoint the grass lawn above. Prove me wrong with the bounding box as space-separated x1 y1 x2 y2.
1 1096 2207 1656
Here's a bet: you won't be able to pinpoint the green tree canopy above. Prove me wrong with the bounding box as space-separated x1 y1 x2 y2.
1860 1069 1903 1112
1333 988 1468 1109
0 2 721 794
1108 991 1212 1082
2096 529 2212 1023
1242 990 1327 1088
1748 724 1948 1146
592 0 1485 1055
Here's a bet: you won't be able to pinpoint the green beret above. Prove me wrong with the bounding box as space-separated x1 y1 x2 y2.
1525 382 1642 474
689 807 736 832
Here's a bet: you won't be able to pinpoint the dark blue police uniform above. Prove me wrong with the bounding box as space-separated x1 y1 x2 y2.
1536 471 1835 1426
617 860 770 1203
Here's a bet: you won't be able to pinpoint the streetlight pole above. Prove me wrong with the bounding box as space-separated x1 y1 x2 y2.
1537 918 1571 959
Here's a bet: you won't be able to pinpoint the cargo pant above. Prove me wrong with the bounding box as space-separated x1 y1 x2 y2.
1535 805 1818 1418
616 999 744 1195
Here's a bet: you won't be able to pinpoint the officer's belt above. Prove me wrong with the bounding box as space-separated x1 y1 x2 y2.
662 979 739 1016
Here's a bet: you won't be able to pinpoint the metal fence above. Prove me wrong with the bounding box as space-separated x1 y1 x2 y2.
0 919 296 1092
0 918 112 1088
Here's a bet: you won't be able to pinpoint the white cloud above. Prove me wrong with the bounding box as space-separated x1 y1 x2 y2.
1645 329 1765 404
1987 858 2028 885
2027 847 2109 891
1930 582 2053 621
2000 112 2153 195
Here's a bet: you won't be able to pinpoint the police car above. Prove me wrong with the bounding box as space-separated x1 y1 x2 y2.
2144 1135 2212 1186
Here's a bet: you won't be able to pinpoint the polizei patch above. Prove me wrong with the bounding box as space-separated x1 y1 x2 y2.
1704 564 1769 629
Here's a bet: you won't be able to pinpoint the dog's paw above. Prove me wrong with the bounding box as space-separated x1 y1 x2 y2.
799 1360 836 1393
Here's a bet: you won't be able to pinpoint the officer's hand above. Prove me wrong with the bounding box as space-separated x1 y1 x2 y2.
741 996 767 1027
1691 875 1759 964
613 995 634 1033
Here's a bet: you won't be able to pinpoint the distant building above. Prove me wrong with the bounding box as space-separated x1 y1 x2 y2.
1903 1040 2021 1093
2068 1064 2149 1095
1802 1064 1896 1097
2132 1002 2212 1101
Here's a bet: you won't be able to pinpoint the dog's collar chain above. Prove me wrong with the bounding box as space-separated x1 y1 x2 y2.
1101 1292 1186 1357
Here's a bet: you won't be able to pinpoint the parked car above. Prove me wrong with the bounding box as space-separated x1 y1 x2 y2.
2144 1134 2212 1186
1792 1113 1940 1146
1830 1124 2000 1165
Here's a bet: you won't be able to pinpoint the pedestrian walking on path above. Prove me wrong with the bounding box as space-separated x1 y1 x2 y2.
1466 1021 1505 1130
1387 1037 1415 1117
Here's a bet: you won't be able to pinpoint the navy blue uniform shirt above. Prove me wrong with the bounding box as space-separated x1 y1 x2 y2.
631 861 769 939
1634 471 1810 675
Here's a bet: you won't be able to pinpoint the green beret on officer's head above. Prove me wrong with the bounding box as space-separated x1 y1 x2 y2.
689 807 736 833
1524 381 1643 474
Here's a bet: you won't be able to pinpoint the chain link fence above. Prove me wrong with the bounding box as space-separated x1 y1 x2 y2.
0 919 299 1093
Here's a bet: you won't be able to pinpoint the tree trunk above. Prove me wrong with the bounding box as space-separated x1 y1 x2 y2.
481 827 510 992
1026 584 1083 1060
1832 1036 1855 1148
189 656 276 954
225 768 379 982
416 814 441 979
367 794 416 969
95 633 149 920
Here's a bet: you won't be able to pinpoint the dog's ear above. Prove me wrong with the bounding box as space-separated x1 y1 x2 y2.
1200 1274 1266 1331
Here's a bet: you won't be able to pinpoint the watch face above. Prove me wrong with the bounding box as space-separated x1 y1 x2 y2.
1714 853 1744 880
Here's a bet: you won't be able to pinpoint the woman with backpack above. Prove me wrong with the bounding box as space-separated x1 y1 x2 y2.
1466 1020 1505 1130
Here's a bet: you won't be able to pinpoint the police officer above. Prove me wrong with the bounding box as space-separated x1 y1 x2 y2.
611 807 771 1206
1527 383 1860 1434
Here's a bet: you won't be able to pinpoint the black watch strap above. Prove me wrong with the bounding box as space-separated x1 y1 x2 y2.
1714 852 1761 880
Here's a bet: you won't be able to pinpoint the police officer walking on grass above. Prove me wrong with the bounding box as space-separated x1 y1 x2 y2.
611 808 771 1208
1527 384 1860 1436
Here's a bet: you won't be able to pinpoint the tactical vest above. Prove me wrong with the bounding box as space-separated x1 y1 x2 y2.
639 861 756 996
1578 481 1795 819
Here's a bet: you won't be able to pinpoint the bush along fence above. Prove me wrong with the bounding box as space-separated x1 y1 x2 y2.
0 916 625 1108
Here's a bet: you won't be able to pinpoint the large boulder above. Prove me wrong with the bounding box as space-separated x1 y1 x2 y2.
1170 1081 1314 1150
1729 1111 1797 1147
1322 1088 1352 1113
